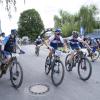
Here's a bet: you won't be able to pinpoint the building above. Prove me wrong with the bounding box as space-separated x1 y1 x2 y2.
86 29 100 39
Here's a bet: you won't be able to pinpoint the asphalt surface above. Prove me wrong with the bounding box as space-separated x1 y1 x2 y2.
0 45 100 100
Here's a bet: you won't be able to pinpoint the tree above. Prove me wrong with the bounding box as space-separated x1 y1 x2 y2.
0 0 17 17
0 0 26 17
78 5 98 33
54 10 79 37
18 9 44 41
54 5 100 37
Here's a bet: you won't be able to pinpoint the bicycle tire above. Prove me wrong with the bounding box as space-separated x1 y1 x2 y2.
91 50 100 61
78 57 92 81
65 54 72 72
10 61 23 89
51 60 64 86
45 56 51 75
35 46 39 56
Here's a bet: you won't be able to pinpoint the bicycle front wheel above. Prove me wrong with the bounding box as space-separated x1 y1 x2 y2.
91 51 100 61
65 54 72 72
78 58 92 81
10 61 23 89
45 56 51 75
51 60 64 86
35 47 39 56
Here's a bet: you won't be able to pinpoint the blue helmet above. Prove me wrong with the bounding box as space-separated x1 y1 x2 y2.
11 29 17 35
55 28 62 33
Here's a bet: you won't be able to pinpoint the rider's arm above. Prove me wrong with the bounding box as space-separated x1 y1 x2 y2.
16 42 21 50
44 39 49 47
60 36 67 52
44 35 54 49
78 37 91 50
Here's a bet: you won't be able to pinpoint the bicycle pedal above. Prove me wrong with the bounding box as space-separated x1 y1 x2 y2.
13 77 17 81
68 66 72 71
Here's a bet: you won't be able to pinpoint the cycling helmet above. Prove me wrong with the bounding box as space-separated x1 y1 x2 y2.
72 31 79 38
38 36 41 39
55 28 62 33
11 29 17 36
1 32 5 37
55 28 62 35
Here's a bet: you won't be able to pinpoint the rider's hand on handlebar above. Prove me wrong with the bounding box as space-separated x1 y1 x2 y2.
63 49 67 53
47 46 53 51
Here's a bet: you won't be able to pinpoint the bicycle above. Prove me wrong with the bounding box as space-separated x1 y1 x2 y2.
65 48 92 81
0 51 23 89
35 45 40 56
45 47 65 86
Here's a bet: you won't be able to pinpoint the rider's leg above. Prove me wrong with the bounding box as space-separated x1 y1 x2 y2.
2 51 11 64
67 50 74 63
0 51 11 73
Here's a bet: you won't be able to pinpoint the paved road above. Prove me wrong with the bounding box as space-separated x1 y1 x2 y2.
0 45 100 100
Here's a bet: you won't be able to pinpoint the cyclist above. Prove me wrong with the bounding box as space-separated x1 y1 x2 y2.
45 28 67 59
35 36 43 46
1 29 24 65
67 31 91 71
88 37 98 53
34 35 43 51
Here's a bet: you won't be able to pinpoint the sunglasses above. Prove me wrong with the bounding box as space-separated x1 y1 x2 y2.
55 32 60 35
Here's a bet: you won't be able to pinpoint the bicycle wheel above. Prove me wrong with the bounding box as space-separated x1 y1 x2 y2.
10 60 23 89
35 47 39 56
51 60 64 86
78 58 92 81
45 56 51 75
65 54 72 72
91 51 100 61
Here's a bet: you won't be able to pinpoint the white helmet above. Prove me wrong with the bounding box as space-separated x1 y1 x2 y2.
38 36 40 39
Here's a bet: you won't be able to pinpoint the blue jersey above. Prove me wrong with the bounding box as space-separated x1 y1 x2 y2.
2 36 10 45
35 38 42 45
68 36 82 50
69 39 80 50
4 35 16 52
49 35 64 49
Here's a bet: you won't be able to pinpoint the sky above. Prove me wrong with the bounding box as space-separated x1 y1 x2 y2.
0 0 100 35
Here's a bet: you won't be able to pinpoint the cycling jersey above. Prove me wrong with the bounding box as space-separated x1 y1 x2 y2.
89 39 98 47
0 36 6 51
4 35 16 53
68 36 82 50
35 38 42 45
49 35 64 49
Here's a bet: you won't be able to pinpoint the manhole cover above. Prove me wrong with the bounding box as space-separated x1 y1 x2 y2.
29 84 49 95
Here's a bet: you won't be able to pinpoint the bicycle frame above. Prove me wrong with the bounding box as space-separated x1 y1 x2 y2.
0 51 19 77
72 49 87 66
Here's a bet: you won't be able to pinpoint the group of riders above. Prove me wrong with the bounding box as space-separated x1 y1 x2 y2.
0 28 100 87
34 28 100 86
35 28 100 61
